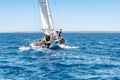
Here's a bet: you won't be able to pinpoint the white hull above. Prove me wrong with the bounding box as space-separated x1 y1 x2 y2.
29 40 60 50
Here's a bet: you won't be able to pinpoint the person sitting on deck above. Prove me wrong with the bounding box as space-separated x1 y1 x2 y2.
60 37 65 44
45 35 51 48
39 40 45 48
58 29 62 38
58 29 65 44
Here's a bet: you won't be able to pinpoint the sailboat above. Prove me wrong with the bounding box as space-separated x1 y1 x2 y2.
30 0 65 49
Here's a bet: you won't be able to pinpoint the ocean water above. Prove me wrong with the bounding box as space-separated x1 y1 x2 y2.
0 33 120 80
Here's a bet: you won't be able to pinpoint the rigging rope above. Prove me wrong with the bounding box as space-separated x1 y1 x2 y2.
53 0 60 30
31 0 42 40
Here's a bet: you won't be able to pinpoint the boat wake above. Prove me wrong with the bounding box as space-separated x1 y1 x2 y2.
19 44 78 52
19 46 30 52
58 44 79 49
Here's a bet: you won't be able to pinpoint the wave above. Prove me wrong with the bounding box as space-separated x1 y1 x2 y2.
19 46 30 52
19 46 50 52
58 44 79 49
19 44 78 52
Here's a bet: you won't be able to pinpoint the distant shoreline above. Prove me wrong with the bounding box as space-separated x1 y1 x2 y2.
0 31 120 33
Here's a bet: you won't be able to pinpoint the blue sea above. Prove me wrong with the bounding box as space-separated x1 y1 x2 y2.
0 33 120 80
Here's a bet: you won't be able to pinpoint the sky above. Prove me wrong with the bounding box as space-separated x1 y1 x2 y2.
0 0 120 32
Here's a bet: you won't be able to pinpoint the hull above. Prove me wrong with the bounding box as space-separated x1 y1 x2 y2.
29 40 60 50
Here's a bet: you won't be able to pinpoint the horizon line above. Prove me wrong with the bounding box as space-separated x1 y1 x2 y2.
0 31 120 33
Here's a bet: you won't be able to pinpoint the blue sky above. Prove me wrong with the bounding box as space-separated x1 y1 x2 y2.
0 0 120 32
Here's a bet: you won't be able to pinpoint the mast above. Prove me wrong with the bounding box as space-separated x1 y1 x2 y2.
39 0 54 35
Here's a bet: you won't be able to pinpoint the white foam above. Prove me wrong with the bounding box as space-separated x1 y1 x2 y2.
19 46 30 52
19 44 78 52
58 44 79 49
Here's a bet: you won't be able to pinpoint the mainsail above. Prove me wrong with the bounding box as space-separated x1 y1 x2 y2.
39 0 54 35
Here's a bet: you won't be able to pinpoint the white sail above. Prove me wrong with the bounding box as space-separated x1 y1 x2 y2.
39 0 54 35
